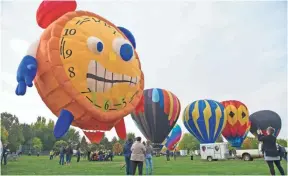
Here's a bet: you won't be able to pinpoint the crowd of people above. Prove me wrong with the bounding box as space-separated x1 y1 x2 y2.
123 137 154 175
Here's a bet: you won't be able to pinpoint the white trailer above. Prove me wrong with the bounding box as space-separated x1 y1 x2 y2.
200 143 230 161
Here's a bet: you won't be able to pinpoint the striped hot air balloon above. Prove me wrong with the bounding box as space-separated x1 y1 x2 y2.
131 88 181 147
183 100 227 143
163 124 182 150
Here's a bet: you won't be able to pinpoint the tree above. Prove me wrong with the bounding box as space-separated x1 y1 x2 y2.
113 142 123 154
21 124 34 145
277 139 287 147
32 137 43 152
1 112 19 131
80 136 88 152
53 140 68 152
1 126 9 143
242 138 252 149
127 132 135 140
178 133 200 152
7 123 24 152
62 128 80 145
111 137 118 146
100 136 111 150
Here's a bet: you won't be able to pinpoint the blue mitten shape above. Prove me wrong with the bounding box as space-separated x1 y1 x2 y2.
54 109 74 139
15 55 38 96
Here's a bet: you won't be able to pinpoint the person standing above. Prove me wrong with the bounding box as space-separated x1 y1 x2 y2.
131 137 146 175
173 148 177 161
1 144 8 165
59 146 65 165
76 149 81 162
123 138 133 175
49 150 54 160
166 150 170 161
145 141 153 175
257 127 285 176
87 150 91 161
66 145 73 165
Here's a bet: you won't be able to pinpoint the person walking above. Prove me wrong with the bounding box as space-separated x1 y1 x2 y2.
59 146 65 165
76 149 81 162
257 127 285 176
145 141 153 175
1 144 8 165
123 138 133 175
131 137 146 175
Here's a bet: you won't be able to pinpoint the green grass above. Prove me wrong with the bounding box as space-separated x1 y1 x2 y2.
1 155 287 175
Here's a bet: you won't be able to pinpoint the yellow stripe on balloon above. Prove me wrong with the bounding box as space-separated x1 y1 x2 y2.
221 108 227 132
174 98 180 123
167 91 174 120
238 105 249 126
184 105 194 134
203 100 212 139
214 103 222 137
192 101 204 139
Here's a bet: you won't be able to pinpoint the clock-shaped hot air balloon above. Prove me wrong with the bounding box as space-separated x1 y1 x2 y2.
131 88 181 149
183 100 227 143
221 100 250 148
15 0 144 143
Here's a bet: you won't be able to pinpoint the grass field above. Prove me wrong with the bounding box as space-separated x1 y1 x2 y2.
1 155 287 175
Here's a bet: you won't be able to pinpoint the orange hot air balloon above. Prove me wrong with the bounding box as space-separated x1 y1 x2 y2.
221 100 250 148
15 0 144 143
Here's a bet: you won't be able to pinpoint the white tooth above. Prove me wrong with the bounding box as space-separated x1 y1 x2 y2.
104 70 113 91
87 60 97 92
123 75 131 81
96 62 105 92
113 73 122 81
131 77 137 84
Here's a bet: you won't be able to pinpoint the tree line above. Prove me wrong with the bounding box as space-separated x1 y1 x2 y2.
0 112 136 154
1 112 287 154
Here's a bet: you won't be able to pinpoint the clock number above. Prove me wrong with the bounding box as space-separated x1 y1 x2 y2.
68 67 75 78
63 29 76 36
104 101 110 110
122 98 127 107
65 49 73 58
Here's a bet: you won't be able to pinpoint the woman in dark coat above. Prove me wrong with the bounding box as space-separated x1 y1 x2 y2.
257 127 285 175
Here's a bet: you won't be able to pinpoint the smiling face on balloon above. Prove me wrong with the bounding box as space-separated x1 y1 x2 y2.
59 14 143 112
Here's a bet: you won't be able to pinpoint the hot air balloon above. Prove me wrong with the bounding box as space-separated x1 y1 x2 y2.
221 100 251 148
249 110 281 137
15 0 144 143
183 100 227 144
163 124 182 150
131 88 181 149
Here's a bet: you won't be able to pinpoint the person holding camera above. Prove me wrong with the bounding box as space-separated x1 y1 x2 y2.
257 127 285 175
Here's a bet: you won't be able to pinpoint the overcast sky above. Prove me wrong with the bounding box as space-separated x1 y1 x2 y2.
0 0 287 141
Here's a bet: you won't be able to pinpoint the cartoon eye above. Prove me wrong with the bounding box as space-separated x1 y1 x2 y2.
112 37 134 61
87 36 104 54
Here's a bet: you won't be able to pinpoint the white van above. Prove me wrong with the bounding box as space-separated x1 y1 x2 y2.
200 143 230 161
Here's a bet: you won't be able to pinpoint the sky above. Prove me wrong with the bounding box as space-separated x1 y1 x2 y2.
0 0 287 142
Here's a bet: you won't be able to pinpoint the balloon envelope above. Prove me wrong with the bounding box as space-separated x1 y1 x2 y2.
249 110 281 137
164 124 182 150
131 88 181 144
183 100 227 144
221 100 250 148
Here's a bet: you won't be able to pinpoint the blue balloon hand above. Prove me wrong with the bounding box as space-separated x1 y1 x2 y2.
15 55 38 96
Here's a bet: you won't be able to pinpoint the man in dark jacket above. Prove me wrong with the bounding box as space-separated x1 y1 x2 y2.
59 146 65 165
123 138 133 175
257 127 285 175
1 144 8 165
